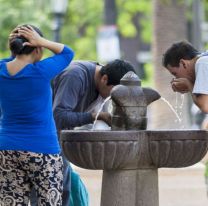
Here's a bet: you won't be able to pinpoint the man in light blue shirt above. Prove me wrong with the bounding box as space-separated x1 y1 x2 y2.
163 40 208 113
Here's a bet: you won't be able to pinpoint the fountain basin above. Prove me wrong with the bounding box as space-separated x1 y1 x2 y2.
60 130 208 170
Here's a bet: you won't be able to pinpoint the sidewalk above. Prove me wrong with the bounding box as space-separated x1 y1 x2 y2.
73 162 208 206
159 163 208 206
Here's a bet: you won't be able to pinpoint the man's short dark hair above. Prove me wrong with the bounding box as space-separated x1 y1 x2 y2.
100 59 136 85
162 41 199 68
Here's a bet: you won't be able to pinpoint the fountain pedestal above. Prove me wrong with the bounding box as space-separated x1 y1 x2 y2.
101 169 158 206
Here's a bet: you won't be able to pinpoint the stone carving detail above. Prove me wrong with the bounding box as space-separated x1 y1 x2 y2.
61 130 208 170
150 140 208 167
111 71 160 130
62 140 139 170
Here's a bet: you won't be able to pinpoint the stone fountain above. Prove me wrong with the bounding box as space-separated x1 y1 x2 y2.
60 72 208 206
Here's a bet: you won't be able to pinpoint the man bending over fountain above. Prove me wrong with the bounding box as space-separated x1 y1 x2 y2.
163 40 208 113
52 59 135 205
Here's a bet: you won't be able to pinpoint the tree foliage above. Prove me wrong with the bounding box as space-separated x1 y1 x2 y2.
0 0 152 60
117 0 152 43
0 0 52 57
63 0 103 60
0 0 208 59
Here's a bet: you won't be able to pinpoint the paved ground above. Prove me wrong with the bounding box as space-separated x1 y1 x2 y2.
73 162 208 206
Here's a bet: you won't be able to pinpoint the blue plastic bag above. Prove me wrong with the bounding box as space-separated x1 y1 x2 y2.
70 169 89 206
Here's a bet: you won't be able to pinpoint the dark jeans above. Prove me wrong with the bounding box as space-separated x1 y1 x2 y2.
30 152 71 206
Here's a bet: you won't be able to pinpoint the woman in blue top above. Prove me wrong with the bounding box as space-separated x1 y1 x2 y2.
0 25 74 205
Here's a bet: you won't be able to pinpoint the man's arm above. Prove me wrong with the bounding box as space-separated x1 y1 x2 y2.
192 94 208 113
53 69 93 130
191 60 208 113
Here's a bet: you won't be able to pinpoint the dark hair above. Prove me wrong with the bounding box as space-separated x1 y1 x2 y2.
9 24 43 55
100 59 136 85
162 41 199 68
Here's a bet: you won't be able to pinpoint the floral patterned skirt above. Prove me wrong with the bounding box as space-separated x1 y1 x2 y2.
0 150 63 206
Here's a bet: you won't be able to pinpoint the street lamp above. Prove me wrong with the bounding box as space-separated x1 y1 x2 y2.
51 0 68 42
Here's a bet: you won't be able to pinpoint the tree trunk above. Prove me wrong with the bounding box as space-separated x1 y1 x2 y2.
150 0 191 129
120 13 150 78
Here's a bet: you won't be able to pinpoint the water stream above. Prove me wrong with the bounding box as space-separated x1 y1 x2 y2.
92 94 184 130
92 96 111 130
160 97 182 123
174 93 185 121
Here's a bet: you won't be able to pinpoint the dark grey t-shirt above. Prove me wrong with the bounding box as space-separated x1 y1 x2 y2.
52 61 99 130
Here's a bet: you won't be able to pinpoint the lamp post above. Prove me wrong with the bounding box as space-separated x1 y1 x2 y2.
51 0 68 42
96 0 120 63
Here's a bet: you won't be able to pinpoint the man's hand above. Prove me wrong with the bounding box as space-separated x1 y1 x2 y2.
170 78 193 93
92 112 112 126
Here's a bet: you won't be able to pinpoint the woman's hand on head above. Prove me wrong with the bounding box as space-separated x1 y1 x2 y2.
8 27 19 42
170 78 193 94
16 25 64 54
17 25 44 47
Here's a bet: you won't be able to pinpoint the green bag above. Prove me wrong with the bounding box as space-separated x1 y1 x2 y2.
70 170 89 206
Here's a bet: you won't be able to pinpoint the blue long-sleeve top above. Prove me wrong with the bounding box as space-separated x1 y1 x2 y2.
0 46 74 154
0 56 14 64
